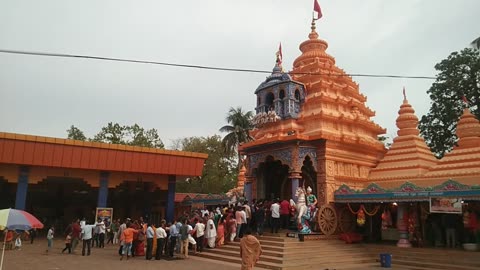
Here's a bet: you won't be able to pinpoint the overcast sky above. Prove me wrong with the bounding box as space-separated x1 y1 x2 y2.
1 0 479 148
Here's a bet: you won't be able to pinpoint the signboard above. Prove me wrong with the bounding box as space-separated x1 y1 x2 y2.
95 207 114 223
335 189 480 202
430 197 462 214
191 202 204 210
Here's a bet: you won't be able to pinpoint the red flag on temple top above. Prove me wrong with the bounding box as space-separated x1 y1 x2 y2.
462 95 468 104
279 43 283 60
276 42 283 66
314 0 323 20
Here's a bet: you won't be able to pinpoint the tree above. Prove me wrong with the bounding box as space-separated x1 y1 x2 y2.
66 125 87 141
219 107 254 168
92 122 126 144
419 48 480 158
175 135 237 194
125 124 164 148
67 122 164 148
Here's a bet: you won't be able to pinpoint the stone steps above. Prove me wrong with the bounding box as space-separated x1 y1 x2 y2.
193 236 480 270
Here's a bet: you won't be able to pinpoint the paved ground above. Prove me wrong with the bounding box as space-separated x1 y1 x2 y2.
0 239 244 270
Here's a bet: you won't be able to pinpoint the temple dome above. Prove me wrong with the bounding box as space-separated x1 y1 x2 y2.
292 21 335 68
456 108 480 148
368 92 437 184
255 64 295 94
289 20 385 150
422 107 480 185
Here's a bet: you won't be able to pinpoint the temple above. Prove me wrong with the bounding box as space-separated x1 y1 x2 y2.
239 19 480 243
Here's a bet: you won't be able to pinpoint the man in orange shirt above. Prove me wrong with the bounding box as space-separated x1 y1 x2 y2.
120 225 137 260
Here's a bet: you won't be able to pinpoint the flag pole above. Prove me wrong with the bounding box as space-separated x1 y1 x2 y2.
0 231 7 270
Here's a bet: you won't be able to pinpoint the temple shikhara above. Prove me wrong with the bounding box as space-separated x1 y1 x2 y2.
238 19 480 244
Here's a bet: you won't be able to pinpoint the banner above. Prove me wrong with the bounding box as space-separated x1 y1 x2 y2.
95 207 114 223
430 197 462 214
191 202 204 210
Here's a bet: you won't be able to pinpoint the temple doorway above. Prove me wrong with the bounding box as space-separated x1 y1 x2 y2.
301 156 317 194
111 181 167 225
256 155 290 200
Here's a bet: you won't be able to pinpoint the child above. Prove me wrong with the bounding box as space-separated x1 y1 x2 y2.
46 226 54 254
62 233 72 254
5 230 14 250
14 234 22 250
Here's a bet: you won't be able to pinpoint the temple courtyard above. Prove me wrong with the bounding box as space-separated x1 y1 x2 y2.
2 236 480 270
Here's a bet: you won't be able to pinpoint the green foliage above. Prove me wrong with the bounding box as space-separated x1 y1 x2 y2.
92 122 125 144
219 107 254 167
124 124 164 148
66 125 87 141
67 122 164 148
419 48 480 158
175 135 237 194
377 135 392 149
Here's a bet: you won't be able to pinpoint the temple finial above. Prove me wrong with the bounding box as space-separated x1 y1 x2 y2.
309 19 319 40
403 87 406 101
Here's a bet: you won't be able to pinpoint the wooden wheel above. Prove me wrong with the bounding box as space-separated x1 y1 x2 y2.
317 205 337 236
338 206 356 233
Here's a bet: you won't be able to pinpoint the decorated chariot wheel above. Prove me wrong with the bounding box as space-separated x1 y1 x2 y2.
317 204 337 236
338 206 356 233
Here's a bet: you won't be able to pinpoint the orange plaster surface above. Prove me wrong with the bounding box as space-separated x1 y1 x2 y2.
0 132 207 183
363 99 480 191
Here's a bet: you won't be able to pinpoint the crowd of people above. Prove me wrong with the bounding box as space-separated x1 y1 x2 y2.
2 196 312 269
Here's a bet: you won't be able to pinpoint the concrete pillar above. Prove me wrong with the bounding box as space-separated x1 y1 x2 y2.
244 182 252 203
291 179 299 202
15 166 29 210
97 172 109 208
166 175 176 223
397 204 412 247
289 171 301 202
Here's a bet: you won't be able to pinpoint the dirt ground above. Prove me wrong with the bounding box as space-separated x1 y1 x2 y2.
0 239 240 270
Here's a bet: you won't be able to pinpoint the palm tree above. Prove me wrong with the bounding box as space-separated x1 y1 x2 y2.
219 107 254 168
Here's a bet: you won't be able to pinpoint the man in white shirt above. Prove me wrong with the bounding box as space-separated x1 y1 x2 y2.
96 219 106 248
146 223 155 260
201 208 209 218
270 199 281 233
155 220 167 260
244 201 252 228
81 222 96 256
187 223 197 254
117 219 127 256
194 218 205 252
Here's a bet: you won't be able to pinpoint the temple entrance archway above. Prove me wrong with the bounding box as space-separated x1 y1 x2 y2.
256 156 290 200
301 156 317 194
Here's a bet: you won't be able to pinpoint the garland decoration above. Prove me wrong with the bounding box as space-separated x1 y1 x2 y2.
347 203 361 215
357 208 366 226
347 204 381 227
347 204 380 216
363 205 380 216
